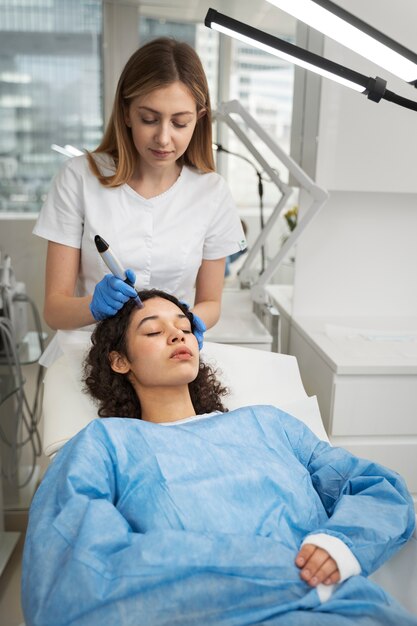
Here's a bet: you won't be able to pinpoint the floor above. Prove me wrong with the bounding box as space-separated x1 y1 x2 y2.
0 512 27 626
0 358 47 626
0 454 49 626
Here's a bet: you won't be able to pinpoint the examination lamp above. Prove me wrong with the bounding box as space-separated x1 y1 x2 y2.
204 9 417 112
265 0 417 86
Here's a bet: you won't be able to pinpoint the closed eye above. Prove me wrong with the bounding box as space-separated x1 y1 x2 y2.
140 118 188 129
146 330 190 336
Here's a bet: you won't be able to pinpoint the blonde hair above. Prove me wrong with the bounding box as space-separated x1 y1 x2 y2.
87 37 215 187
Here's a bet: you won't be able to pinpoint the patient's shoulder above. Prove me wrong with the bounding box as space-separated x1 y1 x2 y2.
230 404 293 421
224 404 296 435
228 404 317 444
83 416 144 439
60 417 142 456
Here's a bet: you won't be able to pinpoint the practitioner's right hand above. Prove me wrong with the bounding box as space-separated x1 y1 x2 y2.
90 271 137 321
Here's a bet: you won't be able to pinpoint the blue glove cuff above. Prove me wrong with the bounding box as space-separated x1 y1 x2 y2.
90 300 105 322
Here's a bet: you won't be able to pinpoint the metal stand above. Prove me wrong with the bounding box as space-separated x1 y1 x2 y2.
214 100 329 310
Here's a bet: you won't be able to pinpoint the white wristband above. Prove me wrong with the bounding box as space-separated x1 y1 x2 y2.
302 533 362 582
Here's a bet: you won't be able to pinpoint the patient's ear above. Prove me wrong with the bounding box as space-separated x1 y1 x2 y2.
109 351 130 374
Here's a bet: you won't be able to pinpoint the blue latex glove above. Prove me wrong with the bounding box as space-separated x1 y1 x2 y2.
180 301 206 350
192 314 207 351
90 269 138 321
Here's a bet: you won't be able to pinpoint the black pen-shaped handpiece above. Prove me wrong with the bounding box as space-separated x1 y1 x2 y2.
94 235 144 308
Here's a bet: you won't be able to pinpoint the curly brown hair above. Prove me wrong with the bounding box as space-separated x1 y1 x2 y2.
83 289 229 419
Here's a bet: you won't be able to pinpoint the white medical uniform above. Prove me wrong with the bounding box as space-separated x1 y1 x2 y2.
33 154 247 365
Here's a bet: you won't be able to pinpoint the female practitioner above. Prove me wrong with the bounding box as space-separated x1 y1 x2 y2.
33 37 246 362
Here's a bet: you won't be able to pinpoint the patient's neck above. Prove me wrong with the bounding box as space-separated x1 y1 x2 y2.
138 387 196 424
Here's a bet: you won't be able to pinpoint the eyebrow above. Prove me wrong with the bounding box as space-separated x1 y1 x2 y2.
136 313 188 329
137 106 194 117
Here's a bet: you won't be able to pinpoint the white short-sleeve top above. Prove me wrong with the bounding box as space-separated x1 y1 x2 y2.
33 155 247 302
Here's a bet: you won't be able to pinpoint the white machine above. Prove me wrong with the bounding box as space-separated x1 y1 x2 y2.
41 333 417 615
0 253 28 352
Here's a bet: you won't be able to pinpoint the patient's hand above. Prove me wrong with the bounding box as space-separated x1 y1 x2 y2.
295 544 341 587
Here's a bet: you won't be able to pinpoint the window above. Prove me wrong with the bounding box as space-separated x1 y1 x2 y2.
0 0 103 213
225 40 295 210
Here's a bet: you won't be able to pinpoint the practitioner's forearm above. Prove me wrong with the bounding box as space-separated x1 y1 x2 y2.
44 293 95 330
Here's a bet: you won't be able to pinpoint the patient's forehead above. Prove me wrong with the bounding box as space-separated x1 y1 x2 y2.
130 297 184 325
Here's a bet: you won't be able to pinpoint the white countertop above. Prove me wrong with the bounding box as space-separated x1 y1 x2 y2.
266 285 417 374
265 285 293 317
205 288 272 345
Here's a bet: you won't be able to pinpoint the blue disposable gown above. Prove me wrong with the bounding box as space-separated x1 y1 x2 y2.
22 405 417 626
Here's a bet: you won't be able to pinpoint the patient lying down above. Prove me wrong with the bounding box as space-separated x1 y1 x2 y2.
22 290 417 625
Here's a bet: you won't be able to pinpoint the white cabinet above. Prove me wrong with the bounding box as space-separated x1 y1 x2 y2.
267 286 417 505
292 317 417 504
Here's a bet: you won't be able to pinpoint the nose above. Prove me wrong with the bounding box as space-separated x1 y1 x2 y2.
168 328 185 344
155 122 170 147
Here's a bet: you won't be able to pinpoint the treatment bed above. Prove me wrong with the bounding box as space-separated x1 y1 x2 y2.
40 331 417 617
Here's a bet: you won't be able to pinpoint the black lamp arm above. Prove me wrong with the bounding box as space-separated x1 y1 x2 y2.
205 8 417 111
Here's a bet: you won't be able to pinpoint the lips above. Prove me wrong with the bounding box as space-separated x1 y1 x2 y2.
150 149 172 157
170 347 192 360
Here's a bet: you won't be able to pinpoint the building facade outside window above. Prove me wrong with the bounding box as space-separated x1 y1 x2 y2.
226 40 295 210
0 0 102 213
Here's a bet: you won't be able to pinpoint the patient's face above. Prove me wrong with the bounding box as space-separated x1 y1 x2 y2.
111 296 199 391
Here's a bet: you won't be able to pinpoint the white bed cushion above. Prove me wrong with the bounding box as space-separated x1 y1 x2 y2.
42 333 328 458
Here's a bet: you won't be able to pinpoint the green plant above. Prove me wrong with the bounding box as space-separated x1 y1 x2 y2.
283 205 298 232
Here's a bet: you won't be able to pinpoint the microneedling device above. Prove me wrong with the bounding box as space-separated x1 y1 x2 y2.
94 235 144 309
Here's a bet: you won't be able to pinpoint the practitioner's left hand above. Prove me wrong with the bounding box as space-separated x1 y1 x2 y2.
295 544 341 587
179 301 206 350
192 314 206 351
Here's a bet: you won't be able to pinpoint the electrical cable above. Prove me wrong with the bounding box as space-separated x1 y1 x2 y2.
382 88 417 112
0 317 25 482
0 274 44 490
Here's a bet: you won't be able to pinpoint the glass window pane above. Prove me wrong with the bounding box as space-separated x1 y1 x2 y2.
226 39 295 210
0 0 103 213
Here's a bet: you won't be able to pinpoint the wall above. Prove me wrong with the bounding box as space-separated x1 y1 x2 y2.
292 0 417 318
293 191 417 317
